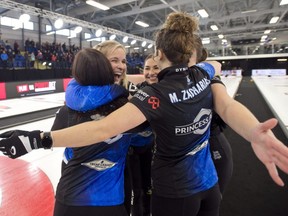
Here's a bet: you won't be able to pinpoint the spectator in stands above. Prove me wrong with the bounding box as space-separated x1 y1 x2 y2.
13 41 19 54
51 52 57 69
0 50 9 69
13 52 25 68
36 49 43 61
62 42 67 52
25 38 30 51
24 51 30 69
5 40 12 51
0 39 80 70
30 52 35 68
36 49 43 69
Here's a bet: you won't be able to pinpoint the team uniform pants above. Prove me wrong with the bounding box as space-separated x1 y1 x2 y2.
209 130 233 194
53 200 128 216
124 155 133 215
129 146 153 216
151 184 221 216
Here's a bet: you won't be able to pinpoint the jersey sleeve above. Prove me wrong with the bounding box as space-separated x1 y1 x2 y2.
129 87 158 122
196 62 215 79
211 75 225 86
65 79 128 112
51 106 69 130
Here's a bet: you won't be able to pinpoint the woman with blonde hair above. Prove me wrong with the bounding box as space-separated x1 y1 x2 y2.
66 40 139 215
50 48 131 216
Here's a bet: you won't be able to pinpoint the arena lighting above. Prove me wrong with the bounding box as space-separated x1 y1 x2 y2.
160 0 168 4
135 21 149 28
95 29 103 37
131 39 137 45
54 18 63 29
123 36 129 43
0 0 155 46
280 0 288 5
218 34 224 39
269 16 279 24
261 35 268 42
12 21 22 30
86 38 100 42
68 31 77 38
74 26 83 34
147 44 153 49
202 38 210 44
141 41 147 47
202 40 210 45
46 31 56 35
264 29 271 34
241 9 257 14
210 25 219 31
197 9 209 18
87 37 106 42
19 13 30 23
109 34 116 40
86 0 109 10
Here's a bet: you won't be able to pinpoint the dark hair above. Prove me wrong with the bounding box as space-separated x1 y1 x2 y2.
144 53 155 63
194 34 208 63
155 12 199 65
72 48 114 86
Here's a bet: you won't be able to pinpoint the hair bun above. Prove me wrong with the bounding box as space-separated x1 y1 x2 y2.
164 12 199 33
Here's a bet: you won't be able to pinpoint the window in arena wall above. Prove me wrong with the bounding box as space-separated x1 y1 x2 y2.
1 16 33 30
46 25 52 31
84 33 91 39
45 25 70 36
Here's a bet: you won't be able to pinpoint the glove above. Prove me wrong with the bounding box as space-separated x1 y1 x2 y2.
0 130 42 159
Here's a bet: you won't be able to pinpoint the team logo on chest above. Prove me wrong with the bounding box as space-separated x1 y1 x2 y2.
82 158 117 171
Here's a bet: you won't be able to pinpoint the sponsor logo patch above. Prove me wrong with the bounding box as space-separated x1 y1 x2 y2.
82 158 117 171
148 96 160 109
175 108 212 135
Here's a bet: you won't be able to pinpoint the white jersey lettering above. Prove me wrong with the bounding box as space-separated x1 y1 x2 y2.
169 92 179 103
169 78 211 104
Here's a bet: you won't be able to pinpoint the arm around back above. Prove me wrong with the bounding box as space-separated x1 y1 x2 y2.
51 102 146 148
204 61 221 76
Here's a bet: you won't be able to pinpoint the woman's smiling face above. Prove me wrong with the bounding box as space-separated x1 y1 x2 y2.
106 47 127 84
143 57 160 84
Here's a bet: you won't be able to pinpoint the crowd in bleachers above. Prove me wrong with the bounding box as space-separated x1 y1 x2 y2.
0 38 146 74
126 52 145 74
0 39 80 70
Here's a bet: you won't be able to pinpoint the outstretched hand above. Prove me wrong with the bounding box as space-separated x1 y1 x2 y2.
0 130 42 159
251 118 288 186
